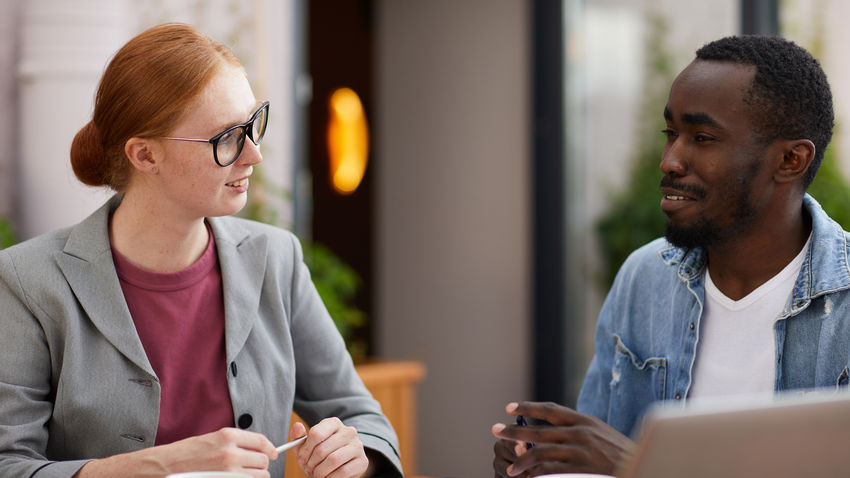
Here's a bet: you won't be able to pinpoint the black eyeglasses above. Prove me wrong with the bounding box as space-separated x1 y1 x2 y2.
163 100 269 167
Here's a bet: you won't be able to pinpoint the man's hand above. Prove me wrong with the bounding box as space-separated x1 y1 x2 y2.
291 418 371 478
491 401 634 477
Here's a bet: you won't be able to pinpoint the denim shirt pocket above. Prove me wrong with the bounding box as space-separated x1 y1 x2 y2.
607 334 668 433
837 367 849 388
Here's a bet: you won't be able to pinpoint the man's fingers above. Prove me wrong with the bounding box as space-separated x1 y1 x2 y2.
494 422 600 448
507 442 587 476
514 441 527 456
508 401 586 426
492 422 543 444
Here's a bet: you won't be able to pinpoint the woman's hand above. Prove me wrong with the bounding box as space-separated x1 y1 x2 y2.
290 418 371 478
74 427 278 477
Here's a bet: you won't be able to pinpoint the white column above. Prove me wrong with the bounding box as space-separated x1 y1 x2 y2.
0 0 22 224
251 0 297 229
17 0 125 239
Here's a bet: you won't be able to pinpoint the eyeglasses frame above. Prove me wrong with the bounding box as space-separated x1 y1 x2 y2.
163 100 270 167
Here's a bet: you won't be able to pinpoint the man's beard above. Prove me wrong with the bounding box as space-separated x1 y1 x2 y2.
662 175 758 249
665 216 724 249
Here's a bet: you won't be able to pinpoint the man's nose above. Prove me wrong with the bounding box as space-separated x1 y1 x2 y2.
660 140 686 177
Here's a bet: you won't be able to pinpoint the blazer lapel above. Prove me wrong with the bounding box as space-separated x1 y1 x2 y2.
209 217 268 363
55 196 155 376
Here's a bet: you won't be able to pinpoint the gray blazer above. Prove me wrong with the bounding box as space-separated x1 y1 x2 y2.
0 196 402 478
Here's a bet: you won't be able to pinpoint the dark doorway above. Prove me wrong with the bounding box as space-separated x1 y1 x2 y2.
308 0 375 355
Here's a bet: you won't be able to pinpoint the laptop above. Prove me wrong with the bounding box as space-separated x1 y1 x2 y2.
614 390 850 478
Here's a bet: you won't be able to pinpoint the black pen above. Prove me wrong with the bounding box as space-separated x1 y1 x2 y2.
516 415 535 448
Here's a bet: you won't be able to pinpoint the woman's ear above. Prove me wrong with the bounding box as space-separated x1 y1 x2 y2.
775 139 815 185
124 137 161 175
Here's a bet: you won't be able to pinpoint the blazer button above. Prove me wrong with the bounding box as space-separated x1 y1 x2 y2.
238 413 253 429
230 361 238 377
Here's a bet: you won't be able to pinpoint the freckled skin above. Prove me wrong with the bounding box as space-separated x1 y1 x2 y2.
109 64 265 273
154 64 264 222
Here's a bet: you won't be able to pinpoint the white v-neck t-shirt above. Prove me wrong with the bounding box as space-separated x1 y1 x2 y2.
689 234 812 399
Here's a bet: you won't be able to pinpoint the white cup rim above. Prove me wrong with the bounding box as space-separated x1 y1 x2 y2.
536 474 616 478
165 473 252 478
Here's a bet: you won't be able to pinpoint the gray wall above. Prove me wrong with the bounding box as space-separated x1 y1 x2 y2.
374 2 531 477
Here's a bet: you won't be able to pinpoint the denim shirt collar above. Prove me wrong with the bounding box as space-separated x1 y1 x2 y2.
655 194 850 316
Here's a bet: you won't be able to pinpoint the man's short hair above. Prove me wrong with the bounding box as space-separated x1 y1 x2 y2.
696 35 834 189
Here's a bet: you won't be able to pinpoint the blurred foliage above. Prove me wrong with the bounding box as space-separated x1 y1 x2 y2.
786 0 850 229
595 11 675 288
808 133 850 228
242 166 369 359
301 241 368 359
0 217 16 250
595 9 850 290
241 166 291 227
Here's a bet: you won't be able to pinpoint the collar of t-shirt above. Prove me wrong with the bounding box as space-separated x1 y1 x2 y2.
689 232 812 400
111 223 218 290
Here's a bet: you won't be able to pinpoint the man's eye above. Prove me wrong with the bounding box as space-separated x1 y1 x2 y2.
661 129 678 138
694 134 713 143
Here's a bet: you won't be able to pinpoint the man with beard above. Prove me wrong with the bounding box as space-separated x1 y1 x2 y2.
493 35 850 477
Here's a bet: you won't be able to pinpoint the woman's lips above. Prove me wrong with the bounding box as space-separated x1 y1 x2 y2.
226 177 250 193
226 178 249 187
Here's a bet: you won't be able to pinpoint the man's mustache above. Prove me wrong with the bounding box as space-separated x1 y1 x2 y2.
660 176 707 200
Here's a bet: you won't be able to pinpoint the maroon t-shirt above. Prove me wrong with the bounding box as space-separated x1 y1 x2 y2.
112 225 235 445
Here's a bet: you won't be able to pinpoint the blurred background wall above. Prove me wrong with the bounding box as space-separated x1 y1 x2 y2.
374 1 530 474
2 1 850 477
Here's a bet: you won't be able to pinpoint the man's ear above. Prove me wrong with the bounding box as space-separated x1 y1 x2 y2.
774 139 816 185
124 137 161 174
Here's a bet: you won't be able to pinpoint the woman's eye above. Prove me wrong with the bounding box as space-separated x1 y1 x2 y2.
219 130 239 145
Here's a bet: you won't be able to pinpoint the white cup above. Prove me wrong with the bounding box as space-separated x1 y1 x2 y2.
165 473 251 478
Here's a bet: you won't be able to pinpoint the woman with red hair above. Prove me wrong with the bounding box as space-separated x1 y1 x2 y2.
0 23 401 478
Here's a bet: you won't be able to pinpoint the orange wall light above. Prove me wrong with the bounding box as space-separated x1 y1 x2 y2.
327 87 369 195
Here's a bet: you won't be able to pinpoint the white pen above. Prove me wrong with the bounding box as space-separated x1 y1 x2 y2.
275 435 307 454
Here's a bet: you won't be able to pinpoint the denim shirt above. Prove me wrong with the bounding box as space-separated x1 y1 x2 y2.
577 195 850 437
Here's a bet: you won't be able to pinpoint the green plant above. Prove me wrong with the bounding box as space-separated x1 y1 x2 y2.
0 217 17 250
807 133 850 228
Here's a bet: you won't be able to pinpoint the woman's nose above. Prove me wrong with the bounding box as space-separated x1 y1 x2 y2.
237 140 263 166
